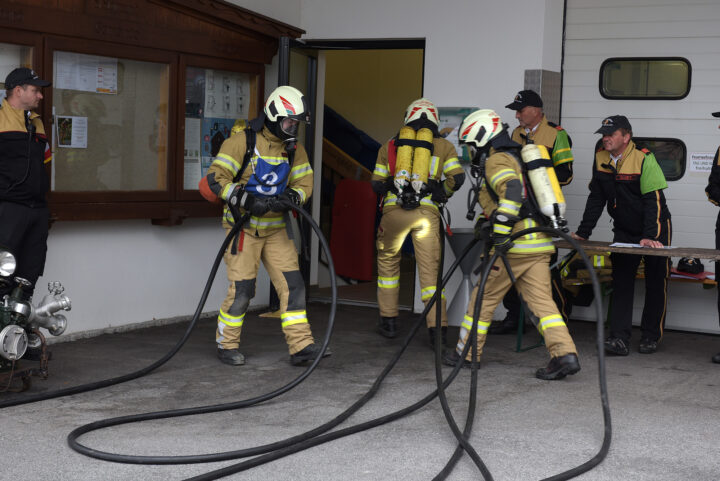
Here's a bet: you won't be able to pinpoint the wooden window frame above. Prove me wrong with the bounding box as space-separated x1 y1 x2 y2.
0 0 303 225
176 55 263 202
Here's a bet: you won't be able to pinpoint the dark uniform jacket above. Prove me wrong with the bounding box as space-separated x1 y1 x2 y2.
0 98 50 206
704 147 720 205
577 140 670 242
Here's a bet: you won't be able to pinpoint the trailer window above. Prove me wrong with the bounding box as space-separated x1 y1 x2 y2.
593 137 685 181
600 58 690 100
634 138 686 181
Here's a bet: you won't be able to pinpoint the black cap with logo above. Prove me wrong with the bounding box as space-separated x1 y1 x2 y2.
595 115 632 135
712 111 720 118
505 90 543 111
4 67 51 90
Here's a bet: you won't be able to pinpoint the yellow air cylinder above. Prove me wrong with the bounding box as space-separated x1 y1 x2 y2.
520 144 567 227
231 118 247 136
411 128 433 193
394 126 415 192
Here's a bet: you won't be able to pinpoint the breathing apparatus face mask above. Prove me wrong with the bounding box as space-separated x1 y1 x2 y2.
280 117 300 138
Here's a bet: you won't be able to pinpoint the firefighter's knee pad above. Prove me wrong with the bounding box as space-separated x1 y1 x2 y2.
228 279 256 315
283 270 306 311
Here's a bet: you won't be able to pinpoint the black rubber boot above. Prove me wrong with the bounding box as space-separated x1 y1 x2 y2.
217 348 245 366
378 316 397 338
535 353 580 380
441 350 478 369
290 343 332 366
488 314 525 335
428 326 448 349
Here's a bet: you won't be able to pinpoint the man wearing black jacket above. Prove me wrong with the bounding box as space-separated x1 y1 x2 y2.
572 115 671 356
704 110 720 365
0 68 52 300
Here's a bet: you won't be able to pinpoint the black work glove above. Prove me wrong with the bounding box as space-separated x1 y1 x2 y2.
428 180 448 204
491 212 517 254
372 178 395 197
270 189 302 212
230 187 271 217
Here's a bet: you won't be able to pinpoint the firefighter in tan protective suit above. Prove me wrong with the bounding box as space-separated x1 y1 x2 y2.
443 109 579 380
490 89 575 335
200 86 330 367
371 98 465 347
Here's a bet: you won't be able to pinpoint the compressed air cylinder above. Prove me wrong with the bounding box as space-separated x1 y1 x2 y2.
411 128 433 193
520 144 567 222
394 126 415 192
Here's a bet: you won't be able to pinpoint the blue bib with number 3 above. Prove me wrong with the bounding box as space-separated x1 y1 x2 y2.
245 148 290 198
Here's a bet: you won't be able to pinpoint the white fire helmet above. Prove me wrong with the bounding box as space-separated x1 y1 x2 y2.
404 98 440 127
458 109 504 148
263 86 310 139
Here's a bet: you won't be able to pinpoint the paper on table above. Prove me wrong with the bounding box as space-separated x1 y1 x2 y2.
609 242 676 248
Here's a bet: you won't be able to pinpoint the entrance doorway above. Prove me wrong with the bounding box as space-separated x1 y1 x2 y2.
286 40 425 309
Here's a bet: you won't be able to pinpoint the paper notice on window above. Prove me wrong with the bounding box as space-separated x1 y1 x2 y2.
56 116 88 148
184 157 202 190
183 119 203 190
689 152 715 172
55 52 118 94
204 69 249 119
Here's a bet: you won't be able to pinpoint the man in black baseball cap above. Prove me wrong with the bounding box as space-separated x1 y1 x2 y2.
4 67 51 91
594 115 632 135
505 89 543 110
573 113 671 356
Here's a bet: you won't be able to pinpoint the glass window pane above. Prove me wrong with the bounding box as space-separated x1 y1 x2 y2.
600 58 690 99
633 138 686 181
183 66 251 190
0 43 33 94
52 51 169 192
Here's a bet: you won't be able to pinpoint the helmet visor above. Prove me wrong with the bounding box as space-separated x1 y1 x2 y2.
280 117 300 137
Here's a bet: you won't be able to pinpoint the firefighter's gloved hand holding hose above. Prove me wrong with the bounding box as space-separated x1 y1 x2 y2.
229 186 273 217
491 212 517 254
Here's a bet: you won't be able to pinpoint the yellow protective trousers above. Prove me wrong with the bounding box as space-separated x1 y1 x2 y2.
456 253 577 361
376 208 446 327
216 227 314 355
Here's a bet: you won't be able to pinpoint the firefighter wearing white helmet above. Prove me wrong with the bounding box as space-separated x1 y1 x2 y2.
201 85 330 367
371 98 465 348
443 109 579 380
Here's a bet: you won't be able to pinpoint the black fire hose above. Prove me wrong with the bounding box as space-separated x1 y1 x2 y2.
432 223 490 480
0 213 250 409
